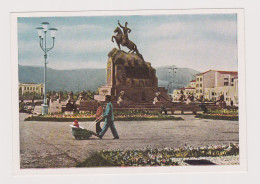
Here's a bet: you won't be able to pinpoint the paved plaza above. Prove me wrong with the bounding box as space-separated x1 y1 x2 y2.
19 113 239 168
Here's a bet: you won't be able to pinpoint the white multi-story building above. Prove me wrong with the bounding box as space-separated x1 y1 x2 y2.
19 83 43 95
172 70 238 105
196 70 238 106
195 70 237 95
204 77 238 106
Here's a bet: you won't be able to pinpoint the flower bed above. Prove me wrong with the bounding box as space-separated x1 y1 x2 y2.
24 114 183 121
114 110 160 116
196 114 238 121
115 115 183 121
24 113 96 121
77 143 239 167
195 109 238 121
207 109 238 115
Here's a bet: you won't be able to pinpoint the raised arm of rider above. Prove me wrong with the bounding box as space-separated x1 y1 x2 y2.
118 21 124 28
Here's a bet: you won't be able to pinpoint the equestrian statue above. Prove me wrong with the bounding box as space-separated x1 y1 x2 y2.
111 20 144 61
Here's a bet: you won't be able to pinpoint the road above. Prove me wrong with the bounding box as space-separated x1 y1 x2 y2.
19 113 239 168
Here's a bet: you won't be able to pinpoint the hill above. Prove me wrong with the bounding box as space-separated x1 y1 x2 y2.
156 67 199 90
18 65 199 92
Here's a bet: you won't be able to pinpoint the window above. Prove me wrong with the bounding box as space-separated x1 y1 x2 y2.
212 92 215 96
200 84 202 87
196 84 199 87
200 78 202 81
196 90 198 93
224 82 228 86
200 89 202 93
231 78 234 82
224 78 228 80
30 87 32 90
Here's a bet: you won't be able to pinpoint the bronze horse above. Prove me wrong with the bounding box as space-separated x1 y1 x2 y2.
111 27 138 54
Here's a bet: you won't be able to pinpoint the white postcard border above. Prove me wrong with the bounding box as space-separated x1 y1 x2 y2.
11 8 247 176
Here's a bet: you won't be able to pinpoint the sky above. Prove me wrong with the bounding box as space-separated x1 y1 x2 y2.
18 14 238 72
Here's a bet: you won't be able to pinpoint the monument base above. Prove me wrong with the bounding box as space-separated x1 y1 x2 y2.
93 48 172 108
94 85 170 103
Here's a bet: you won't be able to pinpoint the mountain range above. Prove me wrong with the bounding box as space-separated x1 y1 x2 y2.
18 65 199 92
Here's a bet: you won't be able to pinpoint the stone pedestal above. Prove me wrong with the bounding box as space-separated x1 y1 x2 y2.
94 48 171 104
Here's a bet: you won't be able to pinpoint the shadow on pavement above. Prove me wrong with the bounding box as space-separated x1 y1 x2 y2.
184 159 216 165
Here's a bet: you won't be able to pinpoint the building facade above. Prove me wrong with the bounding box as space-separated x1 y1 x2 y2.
173 70 238 106
188 80 196 88
204 77 238 106
195 70 215 98
172 80 196 101
196 70 238 106
19 83 43 95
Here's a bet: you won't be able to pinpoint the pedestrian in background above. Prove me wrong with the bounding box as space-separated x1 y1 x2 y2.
95 101 103 134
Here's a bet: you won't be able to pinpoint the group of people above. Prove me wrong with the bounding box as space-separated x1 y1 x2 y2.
72 95 119 140
66 100 77 111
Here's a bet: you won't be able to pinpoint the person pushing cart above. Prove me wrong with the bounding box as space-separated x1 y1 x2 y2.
97 95 119 139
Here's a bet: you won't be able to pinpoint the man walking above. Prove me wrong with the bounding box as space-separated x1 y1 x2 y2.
98 95 119 139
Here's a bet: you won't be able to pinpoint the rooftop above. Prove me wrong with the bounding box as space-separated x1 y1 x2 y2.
217 71 238 75
196 70 238 76
196 70 213 76
19 83 43 85
179 87 196 90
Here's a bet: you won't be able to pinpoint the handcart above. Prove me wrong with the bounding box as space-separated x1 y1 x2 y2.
70 116 103 140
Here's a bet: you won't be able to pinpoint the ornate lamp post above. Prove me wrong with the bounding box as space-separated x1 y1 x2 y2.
36 22 58 115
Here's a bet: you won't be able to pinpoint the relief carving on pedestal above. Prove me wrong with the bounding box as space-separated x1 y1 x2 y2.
115 65 126 86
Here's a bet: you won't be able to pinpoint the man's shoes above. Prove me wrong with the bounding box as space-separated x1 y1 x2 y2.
97 135 102 139
113 137 119 139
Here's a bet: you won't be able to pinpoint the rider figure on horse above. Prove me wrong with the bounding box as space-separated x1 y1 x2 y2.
111 20 144 61
118 20 131 46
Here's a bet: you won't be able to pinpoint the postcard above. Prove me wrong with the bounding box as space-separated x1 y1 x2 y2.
11 9 246 175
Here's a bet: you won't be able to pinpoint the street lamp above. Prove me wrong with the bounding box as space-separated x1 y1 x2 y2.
167 65 178 94
36 22 58 115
